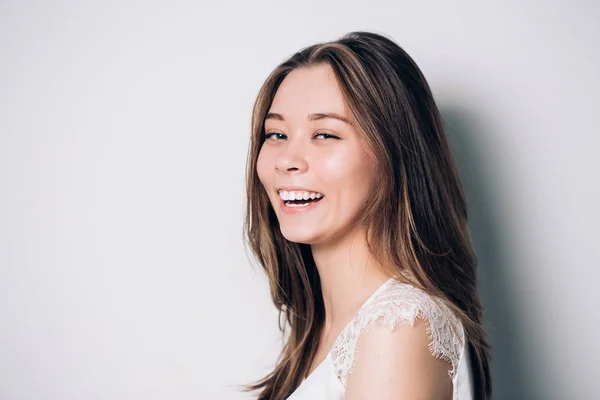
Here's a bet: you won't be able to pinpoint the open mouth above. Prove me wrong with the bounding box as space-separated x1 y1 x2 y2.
278 190 325 210
284 196 324 207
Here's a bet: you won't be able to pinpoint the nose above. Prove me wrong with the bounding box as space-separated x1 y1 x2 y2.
275 141 309 174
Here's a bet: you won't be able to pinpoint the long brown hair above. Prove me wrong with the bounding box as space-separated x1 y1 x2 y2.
242 31 492 399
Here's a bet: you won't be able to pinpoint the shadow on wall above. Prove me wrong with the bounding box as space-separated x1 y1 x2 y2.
440 106 543 400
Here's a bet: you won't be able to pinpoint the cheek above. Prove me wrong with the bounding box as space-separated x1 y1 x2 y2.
357 151 377 188
320 146 376 189
351 143 378 193
256 148 270 186
319 150 347 180
321 150 376 214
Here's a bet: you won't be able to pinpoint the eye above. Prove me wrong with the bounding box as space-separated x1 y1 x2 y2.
263 131 340 141
314 132 340 140
264 132 287 140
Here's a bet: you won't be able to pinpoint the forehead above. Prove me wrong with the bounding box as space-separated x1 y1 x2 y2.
268 64 348 118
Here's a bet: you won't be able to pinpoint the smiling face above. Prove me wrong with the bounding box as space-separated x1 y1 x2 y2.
256 63 378 245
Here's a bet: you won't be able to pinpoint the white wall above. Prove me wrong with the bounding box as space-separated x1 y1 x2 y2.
1 1 598 399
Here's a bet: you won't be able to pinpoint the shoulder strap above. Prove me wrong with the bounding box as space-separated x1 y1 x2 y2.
330 280 465 388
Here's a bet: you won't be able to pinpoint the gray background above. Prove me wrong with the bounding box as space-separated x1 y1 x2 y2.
1 1 598 399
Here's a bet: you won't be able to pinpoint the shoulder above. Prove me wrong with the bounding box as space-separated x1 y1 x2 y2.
331 278 465 394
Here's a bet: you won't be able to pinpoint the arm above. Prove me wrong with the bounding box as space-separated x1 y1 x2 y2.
344 316 453 400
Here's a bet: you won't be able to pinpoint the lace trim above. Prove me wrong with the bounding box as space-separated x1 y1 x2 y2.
330 280 465 388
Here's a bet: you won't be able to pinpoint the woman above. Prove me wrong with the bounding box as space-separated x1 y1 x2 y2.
242 31 492 399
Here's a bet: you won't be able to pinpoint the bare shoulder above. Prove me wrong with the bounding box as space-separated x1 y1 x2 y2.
336 279 464 400
345 315 452 399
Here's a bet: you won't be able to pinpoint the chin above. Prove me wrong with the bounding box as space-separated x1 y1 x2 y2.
280 228 322 245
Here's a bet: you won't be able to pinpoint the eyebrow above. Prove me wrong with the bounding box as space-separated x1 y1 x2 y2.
265 112 352 125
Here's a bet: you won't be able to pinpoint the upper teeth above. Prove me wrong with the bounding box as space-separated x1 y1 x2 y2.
279 190 324 201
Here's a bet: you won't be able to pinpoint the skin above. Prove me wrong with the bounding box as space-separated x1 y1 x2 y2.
256 63 451 398
345 316 452 400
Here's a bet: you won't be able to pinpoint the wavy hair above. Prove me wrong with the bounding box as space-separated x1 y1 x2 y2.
242 31 492 399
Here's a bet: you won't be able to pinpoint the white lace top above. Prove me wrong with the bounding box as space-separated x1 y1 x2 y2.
287 276 474 399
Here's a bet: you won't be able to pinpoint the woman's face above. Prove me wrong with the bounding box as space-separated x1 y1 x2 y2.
256 63 377 245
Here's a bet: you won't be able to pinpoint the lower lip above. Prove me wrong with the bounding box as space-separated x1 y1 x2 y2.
279 196 325 215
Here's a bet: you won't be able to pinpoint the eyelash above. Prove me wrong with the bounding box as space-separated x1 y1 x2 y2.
263 132 340 141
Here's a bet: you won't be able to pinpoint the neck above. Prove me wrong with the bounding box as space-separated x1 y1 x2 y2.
310 225 390 332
